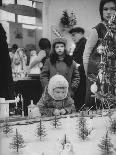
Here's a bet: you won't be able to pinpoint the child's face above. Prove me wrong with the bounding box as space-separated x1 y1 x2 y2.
53 87 67 100
55 43 65 56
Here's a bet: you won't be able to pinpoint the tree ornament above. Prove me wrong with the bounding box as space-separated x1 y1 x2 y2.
90 82 98 93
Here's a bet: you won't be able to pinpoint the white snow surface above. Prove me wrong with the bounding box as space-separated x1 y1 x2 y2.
0 115 116 155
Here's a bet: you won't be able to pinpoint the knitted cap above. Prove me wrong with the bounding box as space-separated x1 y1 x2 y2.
48 74 69 100
53 38 67 46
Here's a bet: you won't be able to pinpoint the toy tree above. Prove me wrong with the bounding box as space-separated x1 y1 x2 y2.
78 111 92 140
10 128 25 152
35 119 47 141
2 120 12 135
109 119 116 134
60 134 70 149
98 131 113 155
51 116 61 128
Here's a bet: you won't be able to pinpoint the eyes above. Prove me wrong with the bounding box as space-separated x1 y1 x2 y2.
103 7 116 12
55 44 64 48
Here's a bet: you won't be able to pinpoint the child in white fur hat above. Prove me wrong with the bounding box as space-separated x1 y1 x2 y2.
37 74 75 117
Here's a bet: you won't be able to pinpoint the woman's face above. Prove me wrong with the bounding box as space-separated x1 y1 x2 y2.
55 43 65 56
103 2 116 22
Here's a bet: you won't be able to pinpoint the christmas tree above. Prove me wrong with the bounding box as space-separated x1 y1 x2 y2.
78 111 92 140
60 10 77 28
10 128 25 152
35 119 47 141
2 120 12 135
98 131 113 155
89 13 116 110
51 116 61 128
60 10 70 27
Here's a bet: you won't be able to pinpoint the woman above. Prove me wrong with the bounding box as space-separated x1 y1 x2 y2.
83 0 116 75
29 38 51 73
83 0 116 108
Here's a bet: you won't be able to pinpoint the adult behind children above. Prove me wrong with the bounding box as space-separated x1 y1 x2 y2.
40 37 80 110
69 27 87 111
0 23 15 99
28 38 51 73
83 0 116 108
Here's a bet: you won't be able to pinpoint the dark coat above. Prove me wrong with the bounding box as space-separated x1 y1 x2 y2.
73 37 87 64
72 37 87 110
0 24 15 99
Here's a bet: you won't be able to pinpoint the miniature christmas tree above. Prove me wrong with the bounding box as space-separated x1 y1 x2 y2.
98 131 113 155
2 120 13 135
10 128 25 152
60 134 69 149
109 119 116 134
78 111 92 140
51 116 61 128
35 119 47 141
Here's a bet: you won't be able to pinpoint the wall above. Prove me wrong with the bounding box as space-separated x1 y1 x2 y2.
42 0 101 39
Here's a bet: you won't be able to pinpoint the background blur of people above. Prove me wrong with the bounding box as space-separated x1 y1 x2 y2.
9 44 18 67
0 23 15 99
69 27 87 111
28 38 51 73
12 48 27 78
29 50 41 74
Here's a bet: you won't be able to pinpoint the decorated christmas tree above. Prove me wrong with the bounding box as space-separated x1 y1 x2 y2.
35 119 47 141
60 10 77 28
78 111 92 140
51 116 61 128
2 120 12 135
98 131 113 155
89 13 116 110
10 128 25 152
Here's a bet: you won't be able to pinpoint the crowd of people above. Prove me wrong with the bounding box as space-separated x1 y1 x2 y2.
0 0 116 116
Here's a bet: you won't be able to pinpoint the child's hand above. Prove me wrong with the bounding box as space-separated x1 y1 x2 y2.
60 109 66 115
53 109 60 116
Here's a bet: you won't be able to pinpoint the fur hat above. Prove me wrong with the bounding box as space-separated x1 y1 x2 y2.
48 74 69 100
53 38 67 46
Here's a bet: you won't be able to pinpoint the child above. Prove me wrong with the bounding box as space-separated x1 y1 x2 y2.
40 37 80 112
37 74 75 117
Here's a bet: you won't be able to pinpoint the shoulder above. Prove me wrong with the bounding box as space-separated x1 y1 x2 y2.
93 22 107 37
72 60 80 68
38 50 46 56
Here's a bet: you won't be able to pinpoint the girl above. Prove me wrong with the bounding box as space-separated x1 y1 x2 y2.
39 37 80 112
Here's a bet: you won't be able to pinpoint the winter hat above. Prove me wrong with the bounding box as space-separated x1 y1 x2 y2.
52 38 67 47
48 74 69 100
